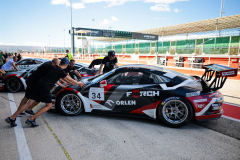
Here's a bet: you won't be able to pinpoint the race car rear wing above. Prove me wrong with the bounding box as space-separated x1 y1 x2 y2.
201 64 238 91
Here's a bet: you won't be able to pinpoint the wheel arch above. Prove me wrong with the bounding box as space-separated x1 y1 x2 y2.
55 88 87 112
156 96 195 123
5 75 24 92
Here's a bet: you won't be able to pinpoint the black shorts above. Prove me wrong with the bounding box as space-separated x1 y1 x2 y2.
30 84 52 103
25 80 35 99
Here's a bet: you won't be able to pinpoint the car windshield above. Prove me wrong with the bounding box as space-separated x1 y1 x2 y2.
90 70 115 83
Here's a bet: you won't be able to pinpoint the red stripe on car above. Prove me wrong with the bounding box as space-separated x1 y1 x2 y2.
130 101 162 114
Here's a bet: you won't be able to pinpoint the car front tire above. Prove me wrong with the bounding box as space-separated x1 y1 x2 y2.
157 98 193 128
57 91 83 116
6 77 22 92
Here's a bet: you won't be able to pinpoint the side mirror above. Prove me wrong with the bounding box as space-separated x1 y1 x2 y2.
100 80 107 88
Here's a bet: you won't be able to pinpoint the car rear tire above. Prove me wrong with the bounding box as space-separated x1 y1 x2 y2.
157 98 193 128
57 91 83 116
6 77 22 93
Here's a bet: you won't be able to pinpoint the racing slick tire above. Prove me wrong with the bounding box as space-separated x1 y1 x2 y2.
57 91 83 116
157 98 193 128
5 77 22 93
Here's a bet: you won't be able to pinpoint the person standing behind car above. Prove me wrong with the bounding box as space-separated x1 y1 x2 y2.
64 59 82 79
2 52 8 64
0 51 5 65
65 50 73 60
98 50 118 74
17 53 22 62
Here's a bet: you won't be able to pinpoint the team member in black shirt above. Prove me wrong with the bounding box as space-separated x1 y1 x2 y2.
6 58 86 127
98 50 118 74
64 59 82 79
17 58 60 117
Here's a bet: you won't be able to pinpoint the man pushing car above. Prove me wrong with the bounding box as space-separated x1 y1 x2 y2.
5 58 86 127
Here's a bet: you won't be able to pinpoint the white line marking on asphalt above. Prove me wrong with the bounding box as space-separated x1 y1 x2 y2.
222 115 240 123
223 102 240 108
8 93 32 160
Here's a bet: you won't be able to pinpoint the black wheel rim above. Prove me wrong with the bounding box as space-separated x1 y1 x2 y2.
7 78 21 92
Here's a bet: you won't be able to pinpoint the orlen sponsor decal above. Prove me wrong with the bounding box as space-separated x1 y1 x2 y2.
106 100 136 106
222 71 235 76
126 90 160 98
116 100 136 105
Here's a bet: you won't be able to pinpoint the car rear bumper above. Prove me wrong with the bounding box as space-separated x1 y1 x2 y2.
195 108 223 121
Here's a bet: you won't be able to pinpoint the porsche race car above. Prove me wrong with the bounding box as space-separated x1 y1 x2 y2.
51 64 238 127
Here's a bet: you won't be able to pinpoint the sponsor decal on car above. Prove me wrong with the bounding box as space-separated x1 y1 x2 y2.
126 90 160 98
161 97 181 105
222 71 235 76
105 100 136 106
186 91 200 97
212 103 220 110
197 104 205 108
116 100 136 105
106 100 114 106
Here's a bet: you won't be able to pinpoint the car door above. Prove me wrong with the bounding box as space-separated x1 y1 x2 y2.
85 70 146 113
140 73 173 112
25 59 35 70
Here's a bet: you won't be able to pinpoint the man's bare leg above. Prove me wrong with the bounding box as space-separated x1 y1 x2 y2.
10 99 36 119
29 103 52 121
19 97 29 107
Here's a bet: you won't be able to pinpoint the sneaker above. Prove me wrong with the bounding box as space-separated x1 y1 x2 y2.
5 117 17 127
25 119 39 127
18 112 26 117
25 109 35 116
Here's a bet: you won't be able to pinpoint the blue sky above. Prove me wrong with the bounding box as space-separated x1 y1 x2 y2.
0 0 240 47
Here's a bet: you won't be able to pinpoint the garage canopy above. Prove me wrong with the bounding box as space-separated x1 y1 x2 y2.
94 14 240 42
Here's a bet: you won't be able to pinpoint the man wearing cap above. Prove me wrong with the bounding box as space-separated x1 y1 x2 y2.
6 58 86 127
64 59 82 79
65 50 73 60
98 50 118 74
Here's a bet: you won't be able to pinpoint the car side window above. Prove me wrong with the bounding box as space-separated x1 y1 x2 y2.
34 60 42 64
26 60 34 65
107 72 143 84
148 74 171 83
18 60 27 65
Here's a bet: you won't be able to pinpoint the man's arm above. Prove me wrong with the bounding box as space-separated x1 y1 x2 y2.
59 78 68 84
98 63 104 75
74 70 82 79
56 81 68 88
115 63 118 68
63 76 86 88
2 56 5 60
12 62 19 71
